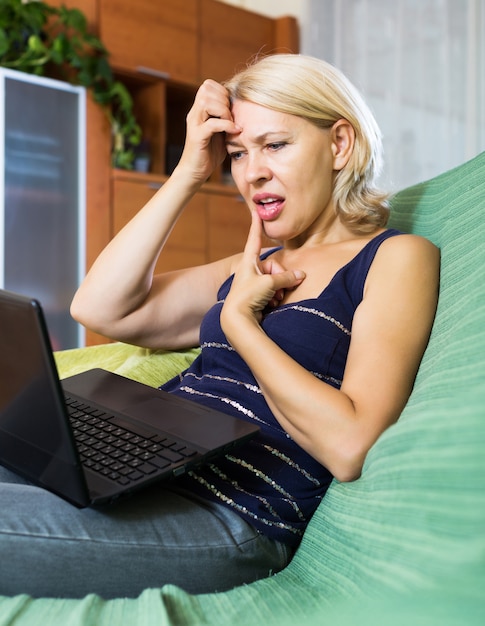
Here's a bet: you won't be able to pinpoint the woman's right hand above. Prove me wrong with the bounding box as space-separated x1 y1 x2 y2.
175 79 241 186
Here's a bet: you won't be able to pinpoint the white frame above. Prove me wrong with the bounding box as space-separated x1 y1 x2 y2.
0 68 86 347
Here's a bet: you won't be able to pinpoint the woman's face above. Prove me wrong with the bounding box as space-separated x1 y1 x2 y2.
226 99 337 246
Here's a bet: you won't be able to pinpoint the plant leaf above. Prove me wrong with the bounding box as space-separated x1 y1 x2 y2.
27 33 46 55
0 28 8 57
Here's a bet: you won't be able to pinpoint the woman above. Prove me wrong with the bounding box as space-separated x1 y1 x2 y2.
1 55 439 599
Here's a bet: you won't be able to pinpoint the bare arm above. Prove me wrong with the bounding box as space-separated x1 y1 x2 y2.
71 80 242 349
220 212 440 482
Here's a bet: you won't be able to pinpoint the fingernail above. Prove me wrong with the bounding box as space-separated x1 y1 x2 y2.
294 270 306 280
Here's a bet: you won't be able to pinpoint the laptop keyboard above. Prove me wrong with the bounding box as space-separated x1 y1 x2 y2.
65 397 197 486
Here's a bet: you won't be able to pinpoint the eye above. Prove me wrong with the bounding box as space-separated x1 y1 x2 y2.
267 142 286 152
228 150 244 161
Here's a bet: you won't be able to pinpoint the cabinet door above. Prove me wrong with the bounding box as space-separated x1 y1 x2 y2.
99 0 198 83
199 0 274 82
207 192 251 262
112 178 208 272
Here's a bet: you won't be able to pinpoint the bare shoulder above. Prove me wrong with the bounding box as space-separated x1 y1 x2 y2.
374 232 440 275
363 232 440 301
381 231 439 258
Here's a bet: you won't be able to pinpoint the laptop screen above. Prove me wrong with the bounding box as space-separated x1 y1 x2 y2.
0 292 88 504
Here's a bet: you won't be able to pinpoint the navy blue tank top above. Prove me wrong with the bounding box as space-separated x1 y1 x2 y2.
161 229 402 546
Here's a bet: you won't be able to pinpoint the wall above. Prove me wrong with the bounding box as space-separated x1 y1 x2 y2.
221 0 485 192
219 0 306 20
306 0 485 191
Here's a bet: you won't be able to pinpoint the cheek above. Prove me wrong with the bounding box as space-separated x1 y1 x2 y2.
230 171 258 213
230 164 246 192
299 158 334 198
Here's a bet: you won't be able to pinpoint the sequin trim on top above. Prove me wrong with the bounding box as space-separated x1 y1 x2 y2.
179 386 273 428
187 470 304 539
268 304 352 336
182 371 262 395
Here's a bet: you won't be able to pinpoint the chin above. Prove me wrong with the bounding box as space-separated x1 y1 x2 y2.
263 220 297 244
262 223 284 244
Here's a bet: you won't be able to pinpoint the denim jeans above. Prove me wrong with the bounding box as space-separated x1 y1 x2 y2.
0 466 294 599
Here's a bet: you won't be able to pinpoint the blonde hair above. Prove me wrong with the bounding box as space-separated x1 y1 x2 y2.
224 54 389 234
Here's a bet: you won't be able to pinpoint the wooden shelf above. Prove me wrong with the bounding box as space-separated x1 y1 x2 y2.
98 0 199 84
51 0 299 345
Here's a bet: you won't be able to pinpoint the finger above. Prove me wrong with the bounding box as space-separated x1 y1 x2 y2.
267 288 285 309
261 254 288 306
242 211 264 263
202 117 240 138
269 269 306 293
194 80 234 122
203 79 232 111
260 258 286 276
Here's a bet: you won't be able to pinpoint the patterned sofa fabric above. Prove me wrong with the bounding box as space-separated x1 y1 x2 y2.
0 152 484 625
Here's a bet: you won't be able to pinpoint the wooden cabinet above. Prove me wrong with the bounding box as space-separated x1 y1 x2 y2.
199 0 275 82
124 77 168 175
199 1 299 83
111 172 254 271
97 0 298 84
98 0 199 84
112 173 208 272
57 0 299 344
207 192 251 261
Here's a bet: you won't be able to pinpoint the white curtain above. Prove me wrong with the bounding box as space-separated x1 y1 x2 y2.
303 0 485 191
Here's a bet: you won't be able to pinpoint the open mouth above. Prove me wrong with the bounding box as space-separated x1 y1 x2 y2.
255 196 284 221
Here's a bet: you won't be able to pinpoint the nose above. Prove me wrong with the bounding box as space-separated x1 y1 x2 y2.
244 151 272 184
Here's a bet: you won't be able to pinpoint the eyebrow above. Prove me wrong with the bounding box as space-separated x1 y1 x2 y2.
225 131 288 148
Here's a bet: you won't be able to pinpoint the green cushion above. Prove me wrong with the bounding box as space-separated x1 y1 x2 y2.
1 386 483 625
388 150 485 401
1 152 484 625
54 343 199 388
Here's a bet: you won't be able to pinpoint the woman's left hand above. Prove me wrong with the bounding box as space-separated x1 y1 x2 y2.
220 212 305 334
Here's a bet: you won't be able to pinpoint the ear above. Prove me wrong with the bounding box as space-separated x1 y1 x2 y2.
330 119 355 171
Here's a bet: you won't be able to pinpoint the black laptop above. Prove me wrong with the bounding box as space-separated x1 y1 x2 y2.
0 289 259 507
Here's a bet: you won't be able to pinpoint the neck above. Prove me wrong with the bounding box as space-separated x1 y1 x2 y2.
282 215 353 251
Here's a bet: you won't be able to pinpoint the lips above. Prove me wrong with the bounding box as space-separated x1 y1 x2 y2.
253 194 284 221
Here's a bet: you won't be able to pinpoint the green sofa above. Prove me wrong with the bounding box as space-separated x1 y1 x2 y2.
1 152 484 625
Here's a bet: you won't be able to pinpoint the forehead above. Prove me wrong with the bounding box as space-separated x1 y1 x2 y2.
230 99 307 136
231 99 286 119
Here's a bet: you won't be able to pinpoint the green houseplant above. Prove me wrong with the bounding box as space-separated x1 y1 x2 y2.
0 0 141 168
